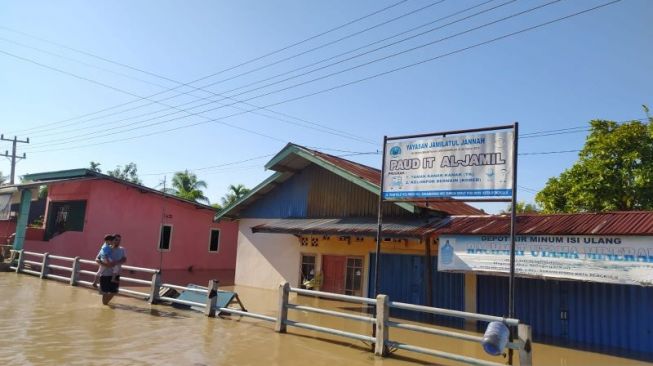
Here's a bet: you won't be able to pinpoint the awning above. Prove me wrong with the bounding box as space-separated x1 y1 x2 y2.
251 217 448 239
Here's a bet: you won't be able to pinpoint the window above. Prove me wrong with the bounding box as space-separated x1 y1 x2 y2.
299 254 316 289
45 200 86 240
345 257 363 296
209 229 221 252
159 224 173 251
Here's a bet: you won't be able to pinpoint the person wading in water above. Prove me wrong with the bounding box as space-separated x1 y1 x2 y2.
96 234 127 305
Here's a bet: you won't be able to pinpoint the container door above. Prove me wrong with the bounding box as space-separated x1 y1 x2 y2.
368 253 464 325
321 255 346 294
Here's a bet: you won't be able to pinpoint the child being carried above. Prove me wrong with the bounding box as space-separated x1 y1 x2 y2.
92 234 121 287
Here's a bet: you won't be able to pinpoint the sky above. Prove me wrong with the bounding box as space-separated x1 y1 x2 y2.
0 0 651 212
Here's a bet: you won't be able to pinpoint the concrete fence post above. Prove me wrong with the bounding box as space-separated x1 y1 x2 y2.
518 324 533 366
149 271 162 304
70 256 80 286
375 294 389 356
204 279 219 317
275 281 290 333
40 253 50 279
15 250 24 273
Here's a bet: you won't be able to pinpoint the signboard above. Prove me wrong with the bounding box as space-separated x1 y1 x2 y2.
438 234 653 286
382 131 514 199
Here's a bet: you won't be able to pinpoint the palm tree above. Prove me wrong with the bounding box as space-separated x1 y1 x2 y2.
221 184 250 207
165 170 209 204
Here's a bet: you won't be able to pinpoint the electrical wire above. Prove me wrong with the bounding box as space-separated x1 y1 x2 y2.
0 0 453 144
2 0 411 135
22 0 554 149
27 0 514 146
21 0 622 153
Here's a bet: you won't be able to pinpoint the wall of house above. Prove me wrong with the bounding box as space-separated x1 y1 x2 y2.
240 164 414 219
22 179 238 272
234 217 431 290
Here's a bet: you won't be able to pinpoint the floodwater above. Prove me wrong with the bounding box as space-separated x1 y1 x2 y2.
0 273 651 366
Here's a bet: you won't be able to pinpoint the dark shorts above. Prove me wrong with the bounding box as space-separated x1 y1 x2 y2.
100 275 120 294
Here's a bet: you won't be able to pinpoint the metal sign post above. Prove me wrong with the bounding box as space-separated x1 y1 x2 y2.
508 122 519 320
373 136 388 298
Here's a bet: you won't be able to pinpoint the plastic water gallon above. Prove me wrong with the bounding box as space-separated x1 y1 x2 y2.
482 321 510 356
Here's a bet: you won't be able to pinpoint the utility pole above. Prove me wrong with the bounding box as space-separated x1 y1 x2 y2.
1 134 30 184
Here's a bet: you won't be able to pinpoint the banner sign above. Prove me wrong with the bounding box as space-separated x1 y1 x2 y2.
438 235 653 286
382 131 513 199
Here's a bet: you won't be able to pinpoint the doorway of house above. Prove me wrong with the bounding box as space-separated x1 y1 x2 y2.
321 255 363 296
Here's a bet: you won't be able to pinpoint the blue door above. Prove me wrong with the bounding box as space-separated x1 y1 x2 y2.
369 253 464 327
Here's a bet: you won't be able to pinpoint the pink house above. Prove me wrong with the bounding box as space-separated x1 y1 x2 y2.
1 169 237 283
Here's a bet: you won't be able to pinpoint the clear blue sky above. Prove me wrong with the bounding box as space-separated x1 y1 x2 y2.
0 0 651 212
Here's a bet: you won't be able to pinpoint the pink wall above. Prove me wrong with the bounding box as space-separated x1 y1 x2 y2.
0 220 16 244
22 179 238 272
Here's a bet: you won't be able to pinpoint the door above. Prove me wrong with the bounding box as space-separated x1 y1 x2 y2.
321 255 346 294
368 253 464 326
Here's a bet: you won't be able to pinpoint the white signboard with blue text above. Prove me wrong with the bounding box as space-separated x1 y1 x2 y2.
382 131 514 199
438 235 653 286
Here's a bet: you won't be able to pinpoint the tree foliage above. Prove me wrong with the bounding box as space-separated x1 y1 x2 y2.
220 184 250 207
0 171 6 186
107 163 142 184
165 170 209 204
89 161 102 173
536 115 653 213
500 201 540 214
88 161 141 184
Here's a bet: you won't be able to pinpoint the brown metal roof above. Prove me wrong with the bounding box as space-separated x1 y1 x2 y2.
309 149 382 186
251 217 446 239
434 211 653 236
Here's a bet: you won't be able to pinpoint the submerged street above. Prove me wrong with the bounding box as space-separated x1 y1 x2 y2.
1 273 649 366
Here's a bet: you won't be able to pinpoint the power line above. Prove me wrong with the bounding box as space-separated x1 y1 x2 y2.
36 0 511 145
202 0 503 99
192 0 453 93
0 36 370 144
519 149 580 155
25 0 622 153
23 0 549 149
0 36 375 145
0 1 451 144
204 0 519 100
140 154 276 176
0 46 376 146
520 117 649 138
2 0 410 135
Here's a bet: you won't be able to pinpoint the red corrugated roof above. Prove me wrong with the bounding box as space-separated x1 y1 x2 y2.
434 211 653 236
310 149 382 186
306 147 485 216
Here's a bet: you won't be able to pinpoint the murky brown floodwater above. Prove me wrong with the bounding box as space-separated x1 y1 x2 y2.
1 272 651 366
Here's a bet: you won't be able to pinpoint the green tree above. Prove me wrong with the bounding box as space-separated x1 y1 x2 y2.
106 162 142 184
166 170 209 204
89 161 102 173
220 184 250 207
0 171 6 186
500 201 540 214
536 113 653 213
